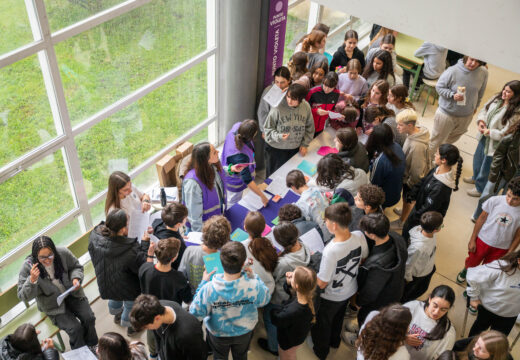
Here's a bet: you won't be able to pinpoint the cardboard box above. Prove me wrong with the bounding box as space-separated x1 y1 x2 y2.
155 142 193 187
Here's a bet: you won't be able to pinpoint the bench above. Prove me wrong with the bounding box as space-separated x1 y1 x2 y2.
0 229 99 352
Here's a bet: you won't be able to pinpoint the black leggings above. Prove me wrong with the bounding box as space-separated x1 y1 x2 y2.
469 304 517 337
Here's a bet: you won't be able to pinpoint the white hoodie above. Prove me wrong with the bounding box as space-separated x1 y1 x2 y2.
466 259 520 317
405 226 436 281
433 168 456 190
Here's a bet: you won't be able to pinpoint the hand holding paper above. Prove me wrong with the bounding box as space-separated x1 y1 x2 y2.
57 286 77 306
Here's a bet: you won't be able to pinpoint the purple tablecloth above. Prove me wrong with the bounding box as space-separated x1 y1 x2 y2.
225 178 300 232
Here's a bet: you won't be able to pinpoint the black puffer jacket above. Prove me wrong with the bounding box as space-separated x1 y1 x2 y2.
88 222 149 301
0 336 59 360
406 167 454 218
151 219 186 270
356 232 407 310
329 45 366 72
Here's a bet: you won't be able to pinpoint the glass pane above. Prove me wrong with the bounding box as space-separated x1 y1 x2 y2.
0 54 57 168
49 218 82 248
0 0 34 54
321 7 349 33
90 201 105 228
0 150 76 258
77 61 208 198
283 1 310 65
55 0 207 125
44 0 126 32
0 257 25 293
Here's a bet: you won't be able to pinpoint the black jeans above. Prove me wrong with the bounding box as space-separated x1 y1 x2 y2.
469 305 517 337
206 330 253 360
311 298 349 360
48 296 98 349
264 143 299 178
401 266 436 303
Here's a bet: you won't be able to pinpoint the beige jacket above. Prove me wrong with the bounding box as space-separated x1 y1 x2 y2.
403 126 431 188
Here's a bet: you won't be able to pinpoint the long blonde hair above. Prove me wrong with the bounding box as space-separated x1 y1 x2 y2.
293 266 317 323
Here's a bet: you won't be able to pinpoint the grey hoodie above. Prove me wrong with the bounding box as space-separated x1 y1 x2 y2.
414 42 448 79
264 99 315 150
467 259 520 317
436 59 488 117
257 85 288 133
403 126 430 187
271 242 312 304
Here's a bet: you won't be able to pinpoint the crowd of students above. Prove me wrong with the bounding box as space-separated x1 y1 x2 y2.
3 22 520 360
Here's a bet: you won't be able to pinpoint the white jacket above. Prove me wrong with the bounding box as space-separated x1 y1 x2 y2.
405 226 436 281
466 260 520 317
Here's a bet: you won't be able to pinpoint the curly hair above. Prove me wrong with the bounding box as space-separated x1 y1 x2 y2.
202 215 231 250
278 204 302 222
356 304 411 360
316 153 356 189
507 176 520 197
358 184 385 209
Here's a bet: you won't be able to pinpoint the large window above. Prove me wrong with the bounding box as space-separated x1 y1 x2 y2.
0 0 216 294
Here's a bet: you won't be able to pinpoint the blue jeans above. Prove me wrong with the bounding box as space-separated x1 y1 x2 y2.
472 137 493 193
262 303 278 352
108 300 134 327
473 179 508 220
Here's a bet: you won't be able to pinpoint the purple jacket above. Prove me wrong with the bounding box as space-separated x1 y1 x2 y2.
221 122 256 192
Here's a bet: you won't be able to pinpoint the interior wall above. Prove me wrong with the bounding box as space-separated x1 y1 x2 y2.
314 0 520 74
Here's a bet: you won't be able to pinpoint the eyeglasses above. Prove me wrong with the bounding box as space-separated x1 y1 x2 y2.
38 254 54 261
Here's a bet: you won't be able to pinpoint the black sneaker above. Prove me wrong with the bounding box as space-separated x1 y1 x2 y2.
127 326 139 337
257 338 278 356
113 312 122 325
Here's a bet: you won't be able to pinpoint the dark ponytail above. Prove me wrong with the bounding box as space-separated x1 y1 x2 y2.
234 119 258 150
423 285 455 340
366 124 402 166
273 221 299 257
244 212 278 272
438 144 462 191
101 209 128 237
31 236 64 282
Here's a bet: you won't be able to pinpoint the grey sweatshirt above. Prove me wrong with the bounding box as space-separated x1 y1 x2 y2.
271 242 311 304
257 85 288 133
403 126 430 187
436 59 488 117
264 99 315 150
414 42 448 80
467 259 520 317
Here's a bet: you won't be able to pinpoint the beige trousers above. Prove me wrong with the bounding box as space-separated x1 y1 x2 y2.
429 108 473 162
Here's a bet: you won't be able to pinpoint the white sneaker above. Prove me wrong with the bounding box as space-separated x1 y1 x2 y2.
463 177 476 184
390 219 404 230
467 188 482 197
341 331 359 346
393 208 402 216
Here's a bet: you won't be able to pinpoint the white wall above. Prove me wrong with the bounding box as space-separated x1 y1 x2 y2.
314 0 520 74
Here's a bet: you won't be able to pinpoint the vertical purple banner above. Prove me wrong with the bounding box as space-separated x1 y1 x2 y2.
264 0 288 88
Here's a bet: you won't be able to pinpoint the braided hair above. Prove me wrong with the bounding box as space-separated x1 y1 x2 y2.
438 144 463 191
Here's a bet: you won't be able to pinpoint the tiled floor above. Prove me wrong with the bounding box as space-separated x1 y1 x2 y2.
62 64 520 359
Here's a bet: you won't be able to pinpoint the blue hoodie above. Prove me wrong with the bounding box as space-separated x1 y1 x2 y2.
190 272 270 337
436 59 488 117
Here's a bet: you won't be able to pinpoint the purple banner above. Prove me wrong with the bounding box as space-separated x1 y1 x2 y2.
264 0 288 88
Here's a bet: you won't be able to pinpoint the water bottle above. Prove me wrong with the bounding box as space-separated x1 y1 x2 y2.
160 187 167 207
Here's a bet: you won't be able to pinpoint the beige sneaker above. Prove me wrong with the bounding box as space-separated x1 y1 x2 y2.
393 208 402 216
467 188 481 197
463 177 475 184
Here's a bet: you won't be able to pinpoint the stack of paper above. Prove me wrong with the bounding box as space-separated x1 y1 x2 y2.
238 191 272 211
186 232 203 245
62 346 98 360
263 84 286 107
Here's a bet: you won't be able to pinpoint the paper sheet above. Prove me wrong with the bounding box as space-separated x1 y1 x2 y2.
299 228 325 253
328 111 344 120
297 160 317 176
57 286 77 306
238 191 272 211
317 146 338 156
61 346 98 360
262 224 272 236
265 177 289 197
186 231 203 245
203 253 224 276
231 228 249 242
271 216 279 225
358 133 369 145
263 84 286 107
128 210 150 241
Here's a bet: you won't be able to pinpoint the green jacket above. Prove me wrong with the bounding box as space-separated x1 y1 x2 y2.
488 132 520 191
